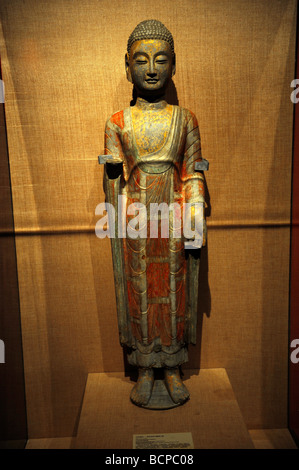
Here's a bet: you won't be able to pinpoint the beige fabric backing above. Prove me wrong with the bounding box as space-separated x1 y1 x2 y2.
0 0 296 437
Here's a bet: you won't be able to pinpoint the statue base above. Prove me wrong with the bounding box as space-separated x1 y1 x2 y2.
134 379 185 410
74 369 255 449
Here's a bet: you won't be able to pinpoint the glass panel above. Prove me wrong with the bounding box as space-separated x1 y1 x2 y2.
0 60 27 449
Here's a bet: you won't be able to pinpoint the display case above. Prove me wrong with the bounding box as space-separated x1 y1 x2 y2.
0 0 298 450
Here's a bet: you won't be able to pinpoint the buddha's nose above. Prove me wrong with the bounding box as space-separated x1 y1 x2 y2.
147 72 157 78
148 60 157 76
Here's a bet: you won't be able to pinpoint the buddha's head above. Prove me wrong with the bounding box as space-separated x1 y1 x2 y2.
125 19 176 98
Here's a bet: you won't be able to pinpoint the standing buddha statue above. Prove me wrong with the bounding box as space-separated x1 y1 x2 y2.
101 19 208 408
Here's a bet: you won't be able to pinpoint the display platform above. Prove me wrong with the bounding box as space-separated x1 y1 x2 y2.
74 368 254 449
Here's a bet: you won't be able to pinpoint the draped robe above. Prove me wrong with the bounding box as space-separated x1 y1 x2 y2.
103 102 206 368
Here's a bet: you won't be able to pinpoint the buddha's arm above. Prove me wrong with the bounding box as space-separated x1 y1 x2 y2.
182 111 207 247
103 117 125 188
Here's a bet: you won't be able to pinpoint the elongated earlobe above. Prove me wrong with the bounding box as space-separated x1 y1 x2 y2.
172 53 176 77
125 53 133 83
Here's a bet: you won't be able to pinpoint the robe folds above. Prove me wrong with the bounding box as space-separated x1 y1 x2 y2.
103 104 206 368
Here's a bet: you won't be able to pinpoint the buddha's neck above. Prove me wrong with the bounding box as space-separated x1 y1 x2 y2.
135 96 168 111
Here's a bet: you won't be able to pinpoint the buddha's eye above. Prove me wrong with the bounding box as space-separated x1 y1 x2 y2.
135 59 147 65
155 59 168 64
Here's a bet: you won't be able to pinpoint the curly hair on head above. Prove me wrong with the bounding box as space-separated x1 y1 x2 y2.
127 19 175 57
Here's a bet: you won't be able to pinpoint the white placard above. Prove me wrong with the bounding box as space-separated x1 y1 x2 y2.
133 432 194 449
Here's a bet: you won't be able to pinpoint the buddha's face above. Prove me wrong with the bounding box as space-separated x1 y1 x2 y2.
126 39 175 97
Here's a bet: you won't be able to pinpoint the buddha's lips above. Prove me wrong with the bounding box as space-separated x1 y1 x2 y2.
146 79 159 83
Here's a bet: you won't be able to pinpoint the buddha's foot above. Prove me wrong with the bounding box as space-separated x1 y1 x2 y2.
164 368 190 405
130 368 154 406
